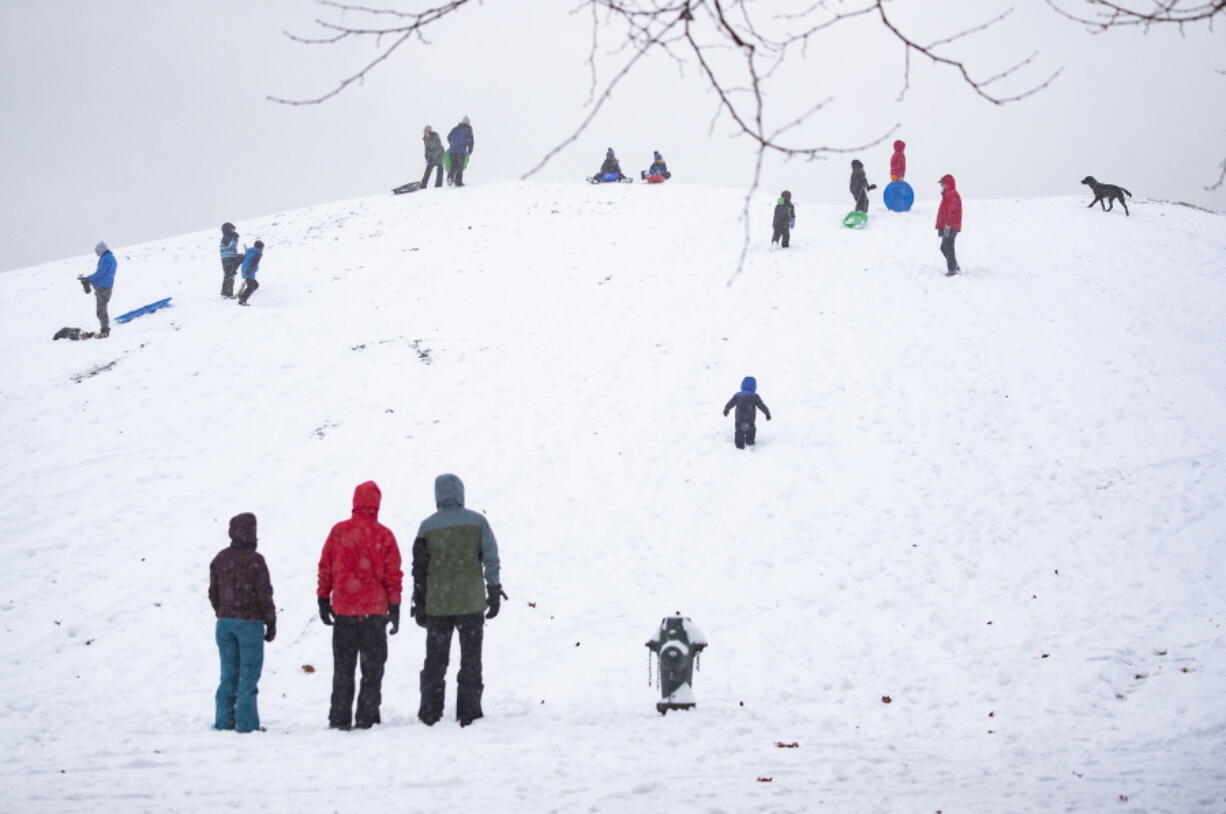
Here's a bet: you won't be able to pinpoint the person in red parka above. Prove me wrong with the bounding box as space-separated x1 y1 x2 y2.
935 174 962 277
890 140 906 181
317 480 404 730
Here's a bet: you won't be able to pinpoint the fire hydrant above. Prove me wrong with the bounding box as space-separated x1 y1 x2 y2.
646 615 707 714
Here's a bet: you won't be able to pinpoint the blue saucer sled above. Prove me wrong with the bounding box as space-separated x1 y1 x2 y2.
883 180 914 212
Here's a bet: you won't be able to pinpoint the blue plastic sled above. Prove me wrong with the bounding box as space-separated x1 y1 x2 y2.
883 180 914 212
115 297 172 324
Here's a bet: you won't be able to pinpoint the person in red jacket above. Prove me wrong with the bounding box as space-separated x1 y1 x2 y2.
890 140 906 181
935 174 962 276
317 481 404 730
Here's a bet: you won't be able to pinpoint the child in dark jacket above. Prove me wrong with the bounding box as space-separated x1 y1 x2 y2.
209 512 276 733
723 376 771 449
771 191 795 248
237 240 264 306
641 151 671 180
850 160 876 213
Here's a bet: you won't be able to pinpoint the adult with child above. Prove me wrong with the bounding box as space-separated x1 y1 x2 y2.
209 512 276 733
412 473 504 728
236 240 263 306
421 125 445 189
317 481 403 730
936 174 963 277
446 116 475 187
219 222 241 298
77 241 117 337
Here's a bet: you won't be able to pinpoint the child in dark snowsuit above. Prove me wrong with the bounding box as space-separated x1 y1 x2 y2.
723 376 771 449
641 151 671 180
596 148 625 180
237 240 264 305
771 191 794 248
850 160 876 213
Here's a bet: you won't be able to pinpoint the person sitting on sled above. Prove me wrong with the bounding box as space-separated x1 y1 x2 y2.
641 151 671 181
596 148 625 181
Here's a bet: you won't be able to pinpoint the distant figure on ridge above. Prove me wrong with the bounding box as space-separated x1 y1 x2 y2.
209 512 276 733
446 116 475 187
77 241 117 337
723 376 771 449
849 160 876 213
641 151 671 182
236 240 263 306
935 174 962 277
413 473 504 728
317 481 403 730
771 191 795 248
421 125 445 189
219 222 241 298
890 140 907 181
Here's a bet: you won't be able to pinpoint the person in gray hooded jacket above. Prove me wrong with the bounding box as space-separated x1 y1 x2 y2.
412 473 504 727
420 126 445 189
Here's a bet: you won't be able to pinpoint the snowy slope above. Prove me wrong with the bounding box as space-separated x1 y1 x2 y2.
1 181 1224 814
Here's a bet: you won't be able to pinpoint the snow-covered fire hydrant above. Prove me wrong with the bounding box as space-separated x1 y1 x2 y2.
646 615 707 714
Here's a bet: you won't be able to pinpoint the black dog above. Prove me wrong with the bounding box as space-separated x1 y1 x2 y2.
1081 176 1132 216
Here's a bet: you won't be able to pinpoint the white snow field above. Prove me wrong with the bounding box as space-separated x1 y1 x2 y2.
1 181 1224 814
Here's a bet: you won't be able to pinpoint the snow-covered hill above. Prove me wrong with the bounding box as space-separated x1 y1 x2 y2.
1 181 1224 813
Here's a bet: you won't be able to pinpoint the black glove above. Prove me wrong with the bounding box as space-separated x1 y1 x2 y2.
78 276 92 294
411 603 428 628
867 184 878 191
766 415 772 421
388 604 400 635
264 620 276 643
318 597 334 626
486 584 508 619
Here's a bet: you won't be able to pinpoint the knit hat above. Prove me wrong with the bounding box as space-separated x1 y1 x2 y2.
423 125 433 134
607 148 615 159
781 190 791 200
228 512 257 546
221 222 235 233
653 151 662 160
851 159 863 169
253 240 264 249
462 116 471 125
94 241 109 255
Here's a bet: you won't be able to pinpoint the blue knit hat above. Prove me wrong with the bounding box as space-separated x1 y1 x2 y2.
741 376 756 393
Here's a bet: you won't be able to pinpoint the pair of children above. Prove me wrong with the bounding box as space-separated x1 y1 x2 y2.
723 376 771 449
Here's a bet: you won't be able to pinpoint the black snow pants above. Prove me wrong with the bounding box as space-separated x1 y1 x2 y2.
447 152 466 187
854 191 869 213
771 226 790 248
940 230 959 273
735 419 757 449
419 613 484 725
94 287 112 334
421 160 443 188
237 278 259 304
329 615 389 729
220 256 242 297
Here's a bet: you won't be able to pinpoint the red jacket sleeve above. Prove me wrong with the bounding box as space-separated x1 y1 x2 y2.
317 530 336 599
382 531 404 606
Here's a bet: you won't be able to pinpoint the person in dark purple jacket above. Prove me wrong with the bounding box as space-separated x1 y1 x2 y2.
208 513 276 733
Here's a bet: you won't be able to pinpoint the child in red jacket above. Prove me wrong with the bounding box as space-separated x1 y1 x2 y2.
935 174 962 276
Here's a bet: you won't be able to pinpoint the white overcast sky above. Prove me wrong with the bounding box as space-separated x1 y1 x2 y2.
1 0 1222 272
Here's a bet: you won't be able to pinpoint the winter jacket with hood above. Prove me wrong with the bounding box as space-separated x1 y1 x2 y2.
423 128 445 162
86 246 117 288
317 481 404 616
240 245 262 279
209 513 276 625
413 474 501 617
849 160 870 198
772 193 795 229
724 376 771 426
219 224 240 259
935 174 963 233
890 140 906 180
647 151 669 177
447 120 474 155
599 149 622 177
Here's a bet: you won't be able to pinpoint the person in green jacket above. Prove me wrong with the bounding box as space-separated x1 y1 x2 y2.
412 473 504 727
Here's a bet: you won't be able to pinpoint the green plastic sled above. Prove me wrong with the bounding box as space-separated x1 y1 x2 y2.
842 211 868 229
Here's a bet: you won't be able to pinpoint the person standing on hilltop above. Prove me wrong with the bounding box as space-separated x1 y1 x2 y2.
935 174 963 277
77 241 117 337
219 222 241 298
446 116 475 187
421 125 445 189
236 240 264 306
890 140 907 182
849 160 876 214
771 191 794 248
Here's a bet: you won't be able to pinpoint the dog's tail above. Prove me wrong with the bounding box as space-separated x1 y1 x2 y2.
1123 188 1132 197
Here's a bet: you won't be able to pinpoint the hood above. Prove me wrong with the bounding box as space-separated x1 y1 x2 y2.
228 512 258 550
423 125 434 136
851 159 863 169
740 376 757 394
351 480 382 518
221 222 236 235
434 473 465 508
893 140 905 152
94 241 109 255
461 116 471 125
940 174 957 191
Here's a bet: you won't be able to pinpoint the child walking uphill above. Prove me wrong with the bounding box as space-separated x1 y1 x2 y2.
237 240 264 305
771 191 795 248
723 376 772 449
209 512 276 733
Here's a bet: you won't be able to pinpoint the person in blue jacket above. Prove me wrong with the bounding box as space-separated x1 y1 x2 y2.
78 241 117 337
640 151 671 180
237 240 264 306
446 117 474 187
